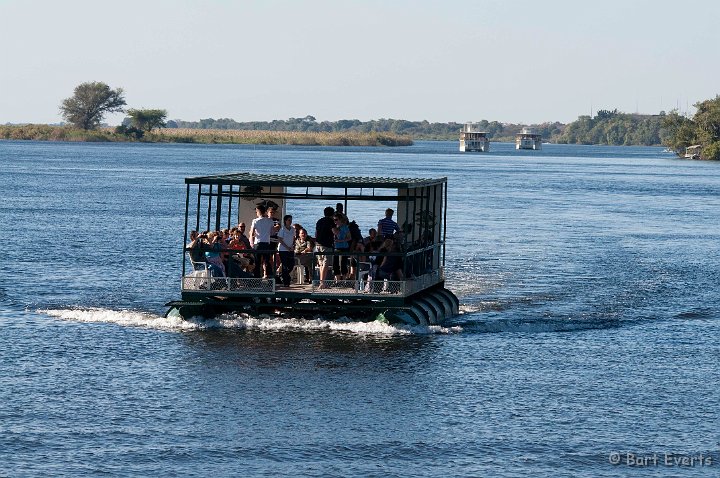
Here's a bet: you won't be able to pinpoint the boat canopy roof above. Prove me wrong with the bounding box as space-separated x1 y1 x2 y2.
186 172 446 189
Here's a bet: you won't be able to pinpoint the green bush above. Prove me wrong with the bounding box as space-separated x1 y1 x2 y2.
701 141 720 160
115 124 144 139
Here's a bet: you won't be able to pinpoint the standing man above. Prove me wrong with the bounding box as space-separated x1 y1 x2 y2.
315 206 335 288
249 204 275 279
276 214 296 287
378 208 400 239
267 204 281 273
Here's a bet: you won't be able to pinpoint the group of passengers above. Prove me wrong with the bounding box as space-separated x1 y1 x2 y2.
314 204 405 288
186 224 255 279
186 202 406 288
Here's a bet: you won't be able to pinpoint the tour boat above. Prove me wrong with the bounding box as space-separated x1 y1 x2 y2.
459 123 490 152
515 127 542 150
684 145 701 159
165 172 459 325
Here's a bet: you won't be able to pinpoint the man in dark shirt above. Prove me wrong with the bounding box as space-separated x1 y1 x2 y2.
237 222 251 249
315 206 335 287
186 230 206 263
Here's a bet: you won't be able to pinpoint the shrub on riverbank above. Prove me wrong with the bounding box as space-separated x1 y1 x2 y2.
0 124 412 146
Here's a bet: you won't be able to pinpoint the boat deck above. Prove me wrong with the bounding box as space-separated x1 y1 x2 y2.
181 269 444 302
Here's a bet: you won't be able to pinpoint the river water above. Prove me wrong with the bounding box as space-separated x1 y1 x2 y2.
1 140 719 477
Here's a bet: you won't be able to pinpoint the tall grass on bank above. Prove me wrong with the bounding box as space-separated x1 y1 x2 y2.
146 128 412 146
0 124 413 146
0 124 117 142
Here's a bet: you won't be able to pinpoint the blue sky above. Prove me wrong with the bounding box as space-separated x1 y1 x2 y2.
1 0 718 125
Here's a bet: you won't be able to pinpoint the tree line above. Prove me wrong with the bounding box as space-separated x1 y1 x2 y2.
170 116 565 142
51 81 719 155
170 113 677 146
555 109 668 146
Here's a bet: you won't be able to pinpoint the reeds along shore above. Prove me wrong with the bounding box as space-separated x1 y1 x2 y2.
0 124 413 146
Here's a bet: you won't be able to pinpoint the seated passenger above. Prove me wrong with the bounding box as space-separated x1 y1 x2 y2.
219 230 232 265
377 238 404 281
369 238 403 282
186 230 206 264
363 228 378 246
227 231 252 276
294 228 315 282
236 222 252 250
204 231 226 277
293 223 303 243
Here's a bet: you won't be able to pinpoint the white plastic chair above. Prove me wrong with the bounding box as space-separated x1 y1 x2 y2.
292 257 306 285
189 259 210 289
358 261 371 291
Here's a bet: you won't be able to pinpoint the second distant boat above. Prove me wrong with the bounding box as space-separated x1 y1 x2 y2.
516 127 542 150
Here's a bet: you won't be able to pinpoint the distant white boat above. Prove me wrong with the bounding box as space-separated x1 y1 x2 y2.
684 145 701 159
459 123 489 152
516 127 542 150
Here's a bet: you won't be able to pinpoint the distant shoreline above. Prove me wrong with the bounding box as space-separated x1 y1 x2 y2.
0 124 413 147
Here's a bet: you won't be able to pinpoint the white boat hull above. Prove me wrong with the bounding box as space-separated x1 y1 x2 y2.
460 140 490 152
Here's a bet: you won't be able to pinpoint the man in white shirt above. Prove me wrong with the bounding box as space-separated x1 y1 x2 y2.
276 214 296 286
249 204 275 278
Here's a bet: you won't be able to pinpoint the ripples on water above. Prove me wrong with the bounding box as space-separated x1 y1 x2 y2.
1 141 719 476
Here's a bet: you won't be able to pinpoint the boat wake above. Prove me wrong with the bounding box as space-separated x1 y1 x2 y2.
454 315 621 334
452 301 623 333
40 307 198 331
39 307 462 336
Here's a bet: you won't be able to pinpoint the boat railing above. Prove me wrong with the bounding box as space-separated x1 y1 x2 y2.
182 268 445 298
182 242 444 297
182 276 276 295
185 242 443 276
310 266 444 296
181 267 445 298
